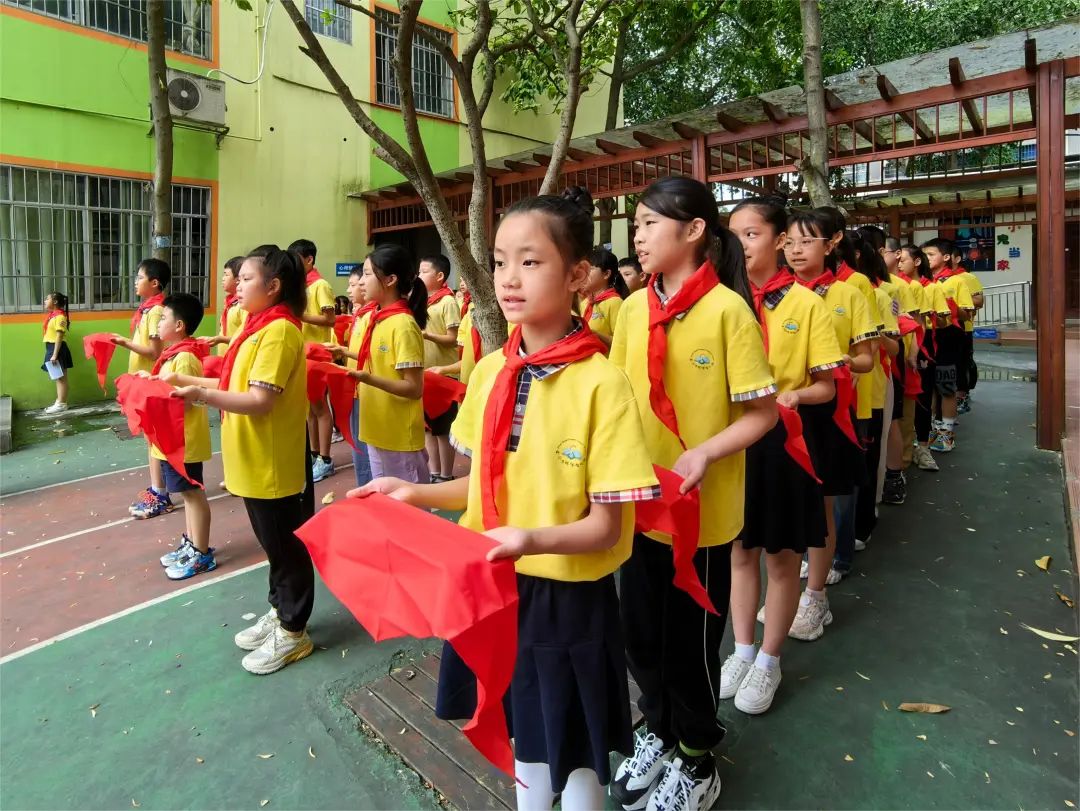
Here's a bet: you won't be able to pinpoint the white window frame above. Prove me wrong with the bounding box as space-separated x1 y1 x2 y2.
375 7 455 119
305 0 351 44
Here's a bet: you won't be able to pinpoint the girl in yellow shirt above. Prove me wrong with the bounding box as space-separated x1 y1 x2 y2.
41 291 72 414
171 247 315 677
351 187 660 811
581 247 628 348
609 177 777 810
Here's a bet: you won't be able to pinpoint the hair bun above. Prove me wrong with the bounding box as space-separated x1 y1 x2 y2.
561 185 594 214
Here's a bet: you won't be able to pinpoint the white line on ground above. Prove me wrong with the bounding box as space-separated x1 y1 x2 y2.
0 560 270 665
0 452 223 499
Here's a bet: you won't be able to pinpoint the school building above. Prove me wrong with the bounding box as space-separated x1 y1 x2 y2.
0 0 616 410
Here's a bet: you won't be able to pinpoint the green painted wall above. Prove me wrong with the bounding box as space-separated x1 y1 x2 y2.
368 107 462 189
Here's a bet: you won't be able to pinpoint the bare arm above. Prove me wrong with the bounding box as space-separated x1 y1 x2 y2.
112 334 163 360
172 383 280 416
351 366 423 400
423 325 459 348
673 394 778 493
847 341 874 374
302 309 336 328
350 475 471 512
779 368 835 409
485 501 624 561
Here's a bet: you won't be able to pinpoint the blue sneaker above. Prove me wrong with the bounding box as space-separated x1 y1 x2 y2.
312 457 335 483
132 490 174 520
165 550 217 581
160 535 217 567
957 397 971 415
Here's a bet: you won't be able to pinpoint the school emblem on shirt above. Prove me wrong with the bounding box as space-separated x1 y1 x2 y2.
782 318 800 334
377 341 390 353
589 311 601 321
690 349 715 370
555 439 586 467
833 305 847 316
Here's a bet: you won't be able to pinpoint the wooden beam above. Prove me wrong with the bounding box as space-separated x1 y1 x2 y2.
504 160 535 173
824 89 844 111
955 193 962 204
928 194 935 205
761 100 788 124
877 72 934 141
531 153 552 166
435 177 459 189
565 147 594 161
901 197 911 206
715 111 746 132
596 138 631 155
483 166 509 177
455 172 474 183
949 56 985 135
632 131 669 148
672 121 703 140
1025 39 1039 117
876 74 899 102
876 200 886 208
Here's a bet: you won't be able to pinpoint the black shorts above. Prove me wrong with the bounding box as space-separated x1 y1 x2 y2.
427 401 458 437
933 327 963 396
891 353 905 420
161 460 204 493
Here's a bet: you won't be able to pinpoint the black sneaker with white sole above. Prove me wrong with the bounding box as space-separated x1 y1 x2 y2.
610 731 674 810
646 752 722 811
882 472 906 505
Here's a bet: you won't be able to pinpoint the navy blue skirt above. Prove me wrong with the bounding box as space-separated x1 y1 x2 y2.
435 572 633 792
41 342 74 371
802 399 865 497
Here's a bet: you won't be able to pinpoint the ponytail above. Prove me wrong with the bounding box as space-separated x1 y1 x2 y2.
367 243 428 329
245 246 307 317
406 281 429 329
49 291 70 325
707 226 753 309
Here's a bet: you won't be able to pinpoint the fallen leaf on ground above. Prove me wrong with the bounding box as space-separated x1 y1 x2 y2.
856 671 871 681
1035 556 1052 571
308 746 316 758
899 702 950 714
927 772 935 778
131 801 140 808
1066 730 1076 737
1007 721 1016 726
1044 673 1052 680
999 627 1008 635
260 801 270 808
835 686 844 692
1056 592 1075 608
341 649 348 658
89 704 100 718
984 771 990 784
843 754 854 762
257 753 275 760
195 757 204 764
321 492 335 505
881 700 890 711
241 613 256 621
988 739 998 745
916 734 927 741
1066 802 1075 809
1016 707 1024 712
1021 624 1080 642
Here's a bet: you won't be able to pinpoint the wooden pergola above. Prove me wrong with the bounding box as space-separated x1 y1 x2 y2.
357 19 1080 451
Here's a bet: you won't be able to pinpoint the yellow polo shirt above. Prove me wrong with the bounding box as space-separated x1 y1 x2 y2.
302 278 335 344
451 351 659 582
889 274 919 315
939 273 974 327
43 315 68 344
356 312 425 452
761 284 845 392
152 351 211 464
425 293 462 371
218 302 249 356
587 295 623 340
128 304 164 374
821 280 877 353
221 318 308 499
957 271 984 332
610 285 776 548
871 286 901 410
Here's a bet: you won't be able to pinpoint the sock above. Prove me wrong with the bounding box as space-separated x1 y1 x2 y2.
151 486 167 498
561 768 604 811
886 467 903 480
677 742 709 759
734 642 756 662
755 650 779 672
320 455 332 464
514 761 555 811
802 588 825 607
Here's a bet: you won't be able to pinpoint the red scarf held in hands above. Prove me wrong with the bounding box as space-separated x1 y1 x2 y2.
634 465 717 614
582 287 621 324
306 361 360 450
646 263 719 449
217 304 302 392
790 269 835 292
749 269 793 354
354 300 413 370
305 269 322 287
897 315 924 398
83 333 119 392
151 338 209 376
460 291 471 319
220 294 239 336
479 322 606 530
42 310 63 336
130 293 165 335
115 373 202 488
427 286 454 307
777 405 821 484
423 371 467 420
832 366 861 447
333 314 352 345
470 323 483 367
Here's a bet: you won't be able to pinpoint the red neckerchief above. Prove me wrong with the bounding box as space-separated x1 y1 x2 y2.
220 293 239 335
151 337 209 376
749 269 793 354
646 262 719 448
777 406 821 484
933 267 963 326
479 322 606 529
427 286 454 307
470 322 483 367
835 261 856 282
582 287 621 324
460 291 471 319
832 366 861 447
130 293 165 335
305 269 322 287
42 310 63 336
933 266 961 282
894 271 913 283
355 300 412 370
218 304 302 391
790 269 836 292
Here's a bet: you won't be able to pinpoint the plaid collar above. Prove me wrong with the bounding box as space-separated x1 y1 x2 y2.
516 321 583 379
763 284 793 310
652 277 690 320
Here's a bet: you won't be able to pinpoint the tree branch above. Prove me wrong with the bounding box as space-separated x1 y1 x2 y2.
621 15 710 83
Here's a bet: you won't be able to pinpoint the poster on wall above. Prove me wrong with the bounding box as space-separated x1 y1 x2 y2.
954 217 995 272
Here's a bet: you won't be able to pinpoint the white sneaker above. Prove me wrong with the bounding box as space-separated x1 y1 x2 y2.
234 608 280 651
241 625 314 675
854 535 869 552
718 654 753 700
799 559 809 579
646 754 721 811
756 604 766 624
825 567 844 585
734 663 782 715
610 731 674 810
788 596 832 641
913 445 939 472
44 402 68 414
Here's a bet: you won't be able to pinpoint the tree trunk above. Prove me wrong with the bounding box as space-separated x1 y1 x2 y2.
147 0 174 263
596 13 628 247
798 0 833 208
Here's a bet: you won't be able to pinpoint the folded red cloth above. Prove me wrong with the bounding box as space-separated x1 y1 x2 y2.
83 333 119 393
295 495 518 776
423 371 467 420
115 373 202 488
306 360 359 450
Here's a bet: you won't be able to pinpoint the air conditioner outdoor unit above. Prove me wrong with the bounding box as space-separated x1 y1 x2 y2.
166 68 226 128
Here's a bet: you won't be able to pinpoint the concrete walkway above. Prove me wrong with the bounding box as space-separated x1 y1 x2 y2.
0 368 1076 810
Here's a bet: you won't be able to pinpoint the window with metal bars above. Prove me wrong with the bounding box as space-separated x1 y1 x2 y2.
305 0 350 43
375 7 455 119
5 0 212 60
0 165 211 314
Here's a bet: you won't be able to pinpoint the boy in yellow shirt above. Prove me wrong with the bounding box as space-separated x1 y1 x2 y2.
111 258 171 519
153 293 215 580
951 246 984 414
290 238 337 482
419 254 461 482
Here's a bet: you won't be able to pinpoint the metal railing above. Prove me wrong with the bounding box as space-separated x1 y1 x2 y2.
978 281 1031 327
